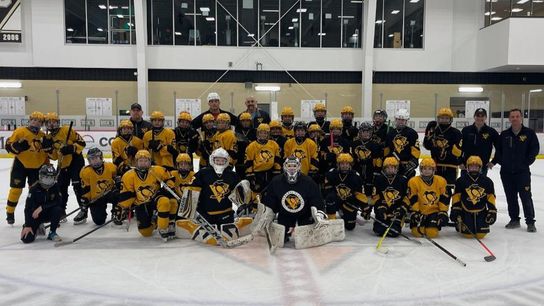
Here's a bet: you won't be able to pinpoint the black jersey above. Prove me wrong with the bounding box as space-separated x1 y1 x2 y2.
191 167 240 217
173 127 199 156
384 126 420 163
351 139 383 184
308 119 330 134
324 169 366 208
460 124 499 165
24 184 63 225
318 135 351 171
423 124 462 167
372 173 409 214
452 173 495 213
372 124 389 147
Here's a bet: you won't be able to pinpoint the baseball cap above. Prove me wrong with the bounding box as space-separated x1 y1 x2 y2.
131 103 142 110
474 108 487 117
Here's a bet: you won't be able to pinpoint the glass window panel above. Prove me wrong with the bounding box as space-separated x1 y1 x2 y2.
196 0 216 45
109 0 131 44
259 0 279 47
280 0 299 47
511 0 531 16
342 0 363 48
533 0 544 17
484 0 491 27
383 0 403 48
147 0 152 44
238 0 258 46
130 0 136 44
490 0 511 24
65 0 87 43
374 0 383 48
87 0 108 44
217 0 236 46
152 0 174 45
174 0 195 45
404 0 423 48
321 0 341 47
301 0 319 47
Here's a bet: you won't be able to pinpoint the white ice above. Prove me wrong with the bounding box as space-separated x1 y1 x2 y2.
1 158 544 306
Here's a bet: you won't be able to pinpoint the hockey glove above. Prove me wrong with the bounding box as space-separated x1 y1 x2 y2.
148 139 162 151
411 212 424 228
112 205 127 223
449 207 461 223
166 145 178 156
41 137 54 152
485 209 497 225
12 140 30 153
374 206 387 221
437 211 449 227
114 176 122 190
361 204 373 220
125 145 138 157
393 207 406 220
60 144 75 155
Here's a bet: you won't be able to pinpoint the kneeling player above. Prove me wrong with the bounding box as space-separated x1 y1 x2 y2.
408 158 449 238
324 153 369 230
118 150 178 241
372 157 409 237
259 157 344 249
20 164 63 243
451 156 496 239
76 148 119 225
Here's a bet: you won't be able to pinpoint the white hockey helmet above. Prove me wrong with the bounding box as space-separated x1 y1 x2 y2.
207 92 221 101
283 156 301 184
209 148 229 175
395 109 410 120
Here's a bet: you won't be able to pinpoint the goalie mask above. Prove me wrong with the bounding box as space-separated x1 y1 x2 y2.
87 147 104 169
210 148 230 175
38 164 57 189
283 156 301 184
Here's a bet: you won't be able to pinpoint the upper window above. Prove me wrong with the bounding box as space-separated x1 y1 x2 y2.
374 0 424 49
65 0 136 44
484 0 544 27
147 0 363 48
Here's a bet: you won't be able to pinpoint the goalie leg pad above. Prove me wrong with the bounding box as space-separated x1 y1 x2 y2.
179 190 198 219
235 217 253 236
250 203 275 235
175 219 218 245
293 219 345 249
268 222 285 249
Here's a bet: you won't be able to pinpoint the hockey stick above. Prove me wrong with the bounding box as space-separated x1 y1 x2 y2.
44 207 80 230
417 220 467 267
150 172 253 248
457 216 496 262
54 219 115 247
55 121 73 181
376 217 397 253
45 189 113 229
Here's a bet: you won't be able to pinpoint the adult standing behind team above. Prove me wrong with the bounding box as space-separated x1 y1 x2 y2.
239 96 270 127
490 109 540 232
192 92 238 130
460 108 498 176
129 103 153 139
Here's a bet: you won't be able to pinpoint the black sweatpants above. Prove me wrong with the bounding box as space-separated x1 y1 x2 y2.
58 154 85 210
501 171 535 225
21 205 63 244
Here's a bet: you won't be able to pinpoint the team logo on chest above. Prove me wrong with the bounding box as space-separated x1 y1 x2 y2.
209 181 230 202
355 146 372 160
281 190 305 213
465 184 486 205
519 135 527 142
336 184 352 201
259 149 273 163
433 136 450 160
293 149 306 160
393 135 408 153
137 185 156 199
382 187 400 206
423 191 438 205
482 133 489 140
97 179 112 192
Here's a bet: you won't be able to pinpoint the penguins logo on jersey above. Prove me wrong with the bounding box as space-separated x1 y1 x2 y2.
519 135 527 142
465 184 486 205
328 145 344 155
259 149 273 163
281 190 305 213
293 149 306 160
423 191 438 205
97 179 112 192
355 146 372 160
336 184 352 201
382 187 401 206
434 137 449 160
393 135 408 153
137 185 156 199
482 133 489 140
209 181 230 202
31 139 43 151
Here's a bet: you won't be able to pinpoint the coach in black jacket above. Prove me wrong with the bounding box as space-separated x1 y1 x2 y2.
460 108 499 176
490 109 540 232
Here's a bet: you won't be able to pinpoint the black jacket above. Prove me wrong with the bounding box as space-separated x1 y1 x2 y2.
24 184 62 226
492 125 540 174
239 109 271 127
460 123 499 165
130 119 152 139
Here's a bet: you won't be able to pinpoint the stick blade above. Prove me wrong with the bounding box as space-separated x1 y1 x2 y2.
484 255 496 262
54 240 74 247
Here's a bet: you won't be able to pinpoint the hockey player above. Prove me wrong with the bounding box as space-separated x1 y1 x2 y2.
5 111 48 224
308 103 330 134
20 164 63 243
460 108 498 177
451 156 496 239
372 109 389 146
111 119 144 176
324 154 369 230
170 153 196 223
118 150 178 240
340 106 358 142
213 113 238 165
196 113 215 168
371 157 409 237
283 122 319 178
270 120 287 158
75 148 119 225
42 112 86 219
173 112 199 160
384 109 420 179
235 112 256 178
319 119 351 172
259 157 344 247
245 123 282 193
280 107 295 139
408 158 449 238
143 111 178 170
308 124 324 145
351 122 383 197
423 107 462 196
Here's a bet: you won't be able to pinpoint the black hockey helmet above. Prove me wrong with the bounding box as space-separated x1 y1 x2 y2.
87 147 104 169
293 121 307 132
373 109 388 120
38 164 57 189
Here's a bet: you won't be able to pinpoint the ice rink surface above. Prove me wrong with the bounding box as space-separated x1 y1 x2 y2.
1 159 543 306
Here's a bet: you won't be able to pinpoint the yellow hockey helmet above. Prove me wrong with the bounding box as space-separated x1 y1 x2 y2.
202 113 214 123
257 123 270 132
150 111 165 121
330 118 343 130
336 153 354 164
420 158 436 169
45 112 59 122
437 107 454 118
119 119 133 129
29 111 45 122
308 124 322 133
281 107 294 117
177 112 192 122
313 103 327 112
176 153 192 164
383 157 399 168
135 149 152 160
239 112 252 121
269 120 282 129
466 155 483 168
217 113 231 123
341 106 354 114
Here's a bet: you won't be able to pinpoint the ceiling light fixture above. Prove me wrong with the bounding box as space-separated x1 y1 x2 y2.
459 86 483 93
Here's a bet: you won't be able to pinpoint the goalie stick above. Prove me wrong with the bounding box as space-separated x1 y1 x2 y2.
150 172 253 248
457 216 496 262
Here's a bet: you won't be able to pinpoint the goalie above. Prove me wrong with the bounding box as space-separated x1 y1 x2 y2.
258 157 345 249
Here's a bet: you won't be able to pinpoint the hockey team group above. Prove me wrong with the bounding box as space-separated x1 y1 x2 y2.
5 92 540 256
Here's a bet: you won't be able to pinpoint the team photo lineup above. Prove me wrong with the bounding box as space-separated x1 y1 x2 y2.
7 92 540 257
